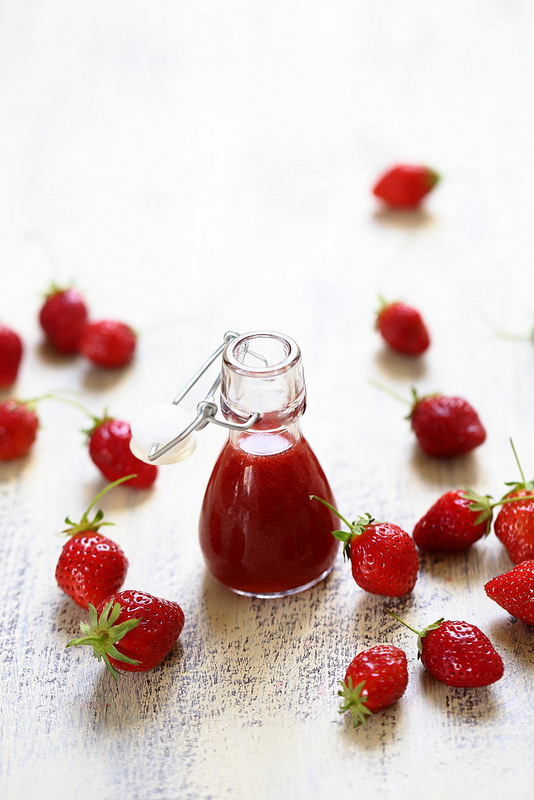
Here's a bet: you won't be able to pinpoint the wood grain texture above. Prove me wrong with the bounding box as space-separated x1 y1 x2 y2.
2 2 534 798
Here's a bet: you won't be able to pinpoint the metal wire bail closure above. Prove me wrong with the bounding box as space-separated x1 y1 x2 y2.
140 331 262 463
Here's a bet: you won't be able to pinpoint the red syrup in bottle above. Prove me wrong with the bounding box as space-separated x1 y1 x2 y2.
198 332 339 597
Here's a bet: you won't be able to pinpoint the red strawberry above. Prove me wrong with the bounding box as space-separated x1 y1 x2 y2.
409 389 486 458
494 489 534 564
85 411 158 489
55 476 133 609
492 442 534 564
485 561 534 624
376 299 430 356
412 488 494 552
39 285 89 353
0 325 23 387
80 319 137 368
67 590 185 679
373 164 440 209
388 611 503 687
0 399 39 460
338 644 408 727
311 497 418 596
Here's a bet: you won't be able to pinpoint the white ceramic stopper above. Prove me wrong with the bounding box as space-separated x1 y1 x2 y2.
129 403 197 465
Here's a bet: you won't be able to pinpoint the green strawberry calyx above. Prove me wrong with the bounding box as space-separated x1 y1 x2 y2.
425 167 440 190
461 488 495 535
337 676 373 728
61 473 137 537
310 496 378 561
67 600 140 680
81 406 115 440
386 609 444 657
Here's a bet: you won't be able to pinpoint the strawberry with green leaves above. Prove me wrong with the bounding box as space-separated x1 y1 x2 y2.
67 590 185 679
388 611 503 687
55 476 135 609
338 645 408 727
494 442 534 564
371 382 486 459
412 488 495 552
311 497 418 596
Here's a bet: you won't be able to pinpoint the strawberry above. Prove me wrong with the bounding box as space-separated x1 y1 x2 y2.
388 611 504 687
0 325 23 387
0 399 39 460
409 389 486 458
373 164 440 209
67 590 185 679
79 319 137 368
485 560 534 624
84 410 158 489
376 299 430 356
311 497 418 596
494 490 534 564
412 488 494 552
39 284 89 354
55 476 134 609
493 442 534 563
338 644 408 727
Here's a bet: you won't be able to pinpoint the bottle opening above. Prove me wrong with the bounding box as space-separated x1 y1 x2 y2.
226 332 301 376
221 330 306 428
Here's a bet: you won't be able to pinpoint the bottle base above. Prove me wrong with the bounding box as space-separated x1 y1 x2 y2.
224 566 334 599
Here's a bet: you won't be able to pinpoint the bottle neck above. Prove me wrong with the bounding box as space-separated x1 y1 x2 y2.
229 422 302 455
220 331 306 441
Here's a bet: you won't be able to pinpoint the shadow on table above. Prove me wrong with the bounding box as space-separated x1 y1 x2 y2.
71 643 184 733
373 347 430 383
372 207 436 229
417 669 503 723
408 446 484 489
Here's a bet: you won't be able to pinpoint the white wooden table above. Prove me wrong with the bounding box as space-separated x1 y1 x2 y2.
2 2 534 798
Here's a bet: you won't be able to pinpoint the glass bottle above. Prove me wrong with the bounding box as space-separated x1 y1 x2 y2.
198 330 339 597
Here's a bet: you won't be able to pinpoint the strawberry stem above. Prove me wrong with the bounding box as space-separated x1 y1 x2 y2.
510 437 527 486
386 609 444 655
310 495 352 529
310 496 376 561
368 378 412 407
61 474 137 536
